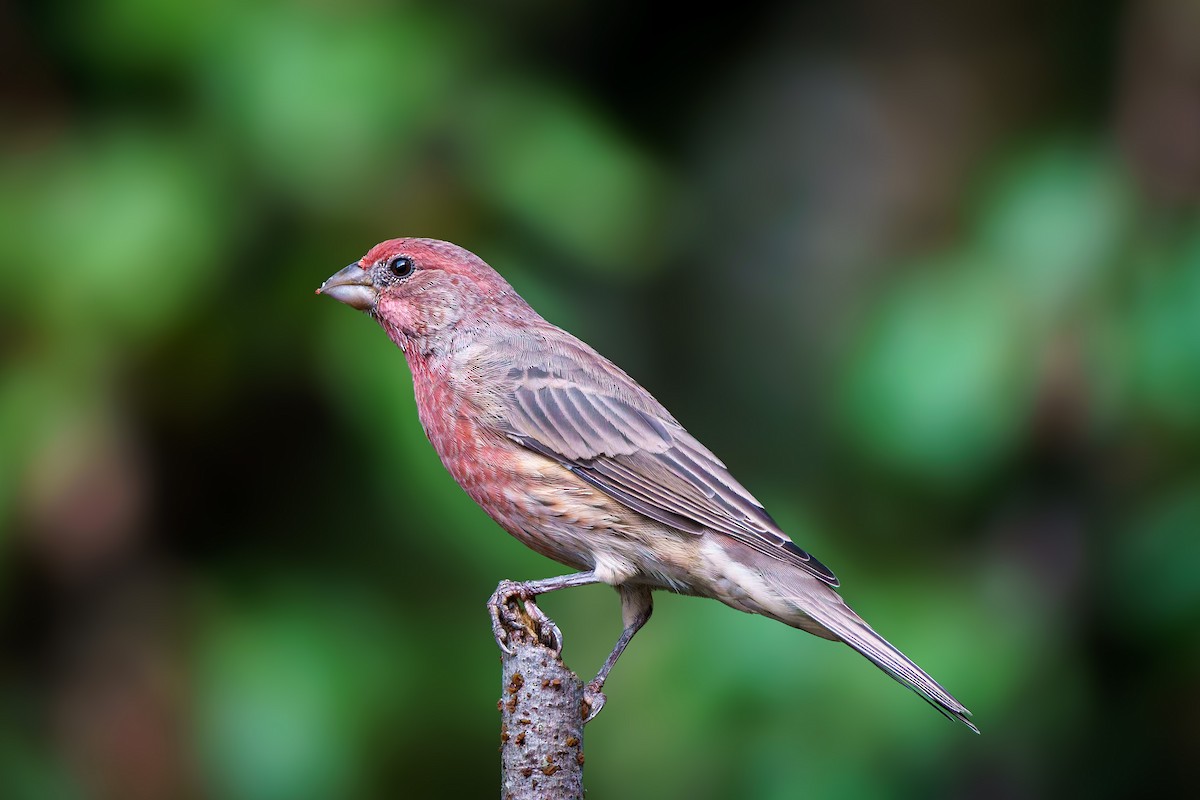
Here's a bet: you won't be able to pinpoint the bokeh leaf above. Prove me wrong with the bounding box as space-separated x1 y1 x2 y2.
193 582 405 800
1121 234 1200 430
198 6 463 206
0 129 226 344
975 144 1133 318
1112 479 1200 634
458 80 668 273
838 261 1033 485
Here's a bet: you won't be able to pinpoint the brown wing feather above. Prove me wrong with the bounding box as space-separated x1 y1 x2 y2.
496 340 839 588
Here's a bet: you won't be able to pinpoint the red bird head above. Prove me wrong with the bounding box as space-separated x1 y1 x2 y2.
318 238 530 352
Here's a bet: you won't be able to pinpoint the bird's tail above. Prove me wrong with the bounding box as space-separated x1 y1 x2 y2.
803 595 978 733
741 551 978 732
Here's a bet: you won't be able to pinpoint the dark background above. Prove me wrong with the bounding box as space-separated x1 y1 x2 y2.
2 1 1198 798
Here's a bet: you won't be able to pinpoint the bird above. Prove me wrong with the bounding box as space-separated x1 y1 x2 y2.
318 237 976 732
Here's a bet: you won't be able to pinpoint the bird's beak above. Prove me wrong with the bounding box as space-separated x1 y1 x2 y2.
317 262 378 311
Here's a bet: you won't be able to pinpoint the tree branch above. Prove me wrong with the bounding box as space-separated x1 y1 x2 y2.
494 591 586 799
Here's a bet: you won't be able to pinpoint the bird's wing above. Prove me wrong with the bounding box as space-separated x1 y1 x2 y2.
494 340 839 587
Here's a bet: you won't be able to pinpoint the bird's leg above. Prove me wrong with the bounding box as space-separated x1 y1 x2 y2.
489 571 602 655
583 585 653 723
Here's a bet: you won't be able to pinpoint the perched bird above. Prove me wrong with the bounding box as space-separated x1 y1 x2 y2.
318 238 976 731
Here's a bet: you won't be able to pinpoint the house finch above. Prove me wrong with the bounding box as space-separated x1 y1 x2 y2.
318 238 976 732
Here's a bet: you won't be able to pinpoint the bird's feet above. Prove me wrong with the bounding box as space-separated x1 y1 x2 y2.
582 678 607 723
488 579 564 656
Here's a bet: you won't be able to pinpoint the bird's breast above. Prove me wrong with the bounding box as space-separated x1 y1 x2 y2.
408 359 573 552
407 356 707 588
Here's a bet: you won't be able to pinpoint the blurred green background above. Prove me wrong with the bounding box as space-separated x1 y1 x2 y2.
2 0 1198 798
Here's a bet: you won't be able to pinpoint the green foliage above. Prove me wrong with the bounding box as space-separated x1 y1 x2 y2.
193 581 407 800
0 722 81 800
199 6 464 206
839 261 1032 485
1114 479 1200 633
458 80 669 271
0 130 226 343
974 143 1132 319
1122 234 1200 430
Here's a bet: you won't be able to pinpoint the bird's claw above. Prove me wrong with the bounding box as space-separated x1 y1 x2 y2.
489 602 517 656
532 608 563 653
488 580 563 655
582 680 607 724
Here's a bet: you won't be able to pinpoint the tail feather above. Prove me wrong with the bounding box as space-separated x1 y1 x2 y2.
800 595 979 733
717 540 977 731
736 547 979 732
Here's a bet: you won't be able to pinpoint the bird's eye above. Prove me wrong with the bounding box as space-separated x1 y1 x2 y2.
386 256 415 279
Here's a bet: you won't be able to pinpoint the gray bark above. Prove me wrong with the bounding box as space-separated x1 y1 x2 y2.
495 597 586 799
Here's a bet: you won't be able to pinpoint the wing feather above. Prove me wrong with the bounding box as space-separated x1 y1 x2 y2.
498 348 838 587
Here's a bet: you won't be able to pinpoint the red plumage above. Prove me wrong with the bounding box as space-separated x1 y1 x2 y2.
319 237 976 731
